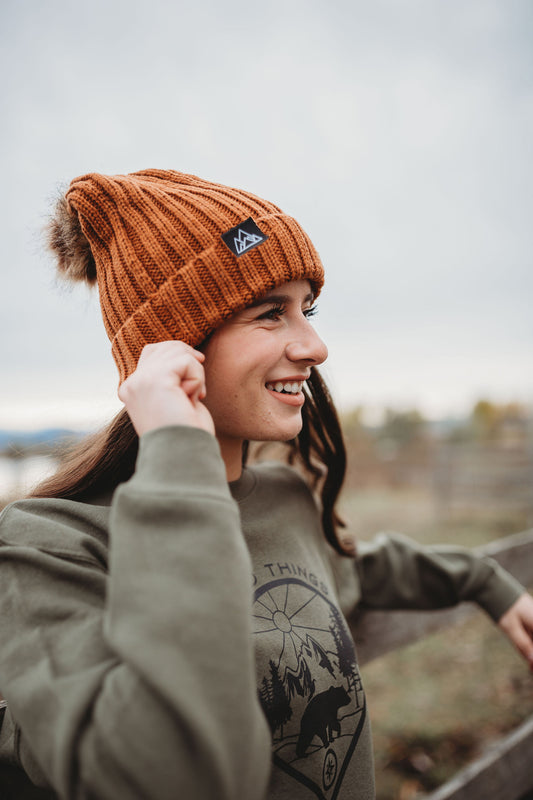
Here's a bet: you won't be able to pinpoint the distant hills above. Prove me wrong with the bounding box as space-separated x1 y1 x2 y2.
0 429 85 453
0 419 464 454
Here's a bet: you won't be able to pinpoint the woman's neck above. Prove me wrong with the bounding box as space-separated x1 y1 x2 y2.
216 436 244 482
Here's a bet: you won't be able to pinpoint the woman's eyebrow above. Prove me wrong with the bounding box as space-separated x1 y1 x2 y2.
249 291 315 308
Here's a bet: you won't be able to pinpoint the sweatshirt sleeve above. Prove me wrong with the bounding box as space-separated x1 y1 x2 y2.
0 426 271 800
356 532 525 621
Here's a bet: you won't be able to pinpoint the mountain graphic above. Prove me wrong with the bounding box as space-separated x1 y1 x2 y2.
283 634 337 701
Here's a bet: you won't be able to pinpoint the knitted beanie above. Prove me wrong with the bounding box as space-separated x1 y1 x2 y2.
48 169 325 383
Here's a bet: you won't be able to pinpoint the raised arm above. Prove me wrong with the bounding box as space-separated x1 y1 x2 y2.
0 342 271 799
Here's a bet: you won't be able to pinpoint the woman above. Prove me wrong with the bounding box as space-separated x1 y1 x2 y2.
0 169 532 800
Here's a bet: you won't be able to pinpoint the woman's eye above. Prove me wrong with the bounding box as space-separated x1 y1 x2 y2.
256 303 317 322
258 305 285 321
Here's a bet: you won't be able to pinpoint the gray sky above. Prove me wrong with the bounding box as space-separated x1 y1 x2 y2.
1 0 532 429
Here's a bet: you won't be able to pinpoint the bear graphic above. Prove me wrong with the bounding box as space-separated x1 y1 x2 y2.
296 685 351 757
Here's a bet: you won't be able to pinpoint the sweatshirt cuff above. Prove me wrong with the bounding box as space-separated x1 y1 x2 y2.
131 425 230 498
474 558 526 621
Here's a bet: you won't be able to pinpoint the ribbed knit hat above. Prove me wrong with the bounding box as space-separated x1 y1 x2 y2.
48 169 324 383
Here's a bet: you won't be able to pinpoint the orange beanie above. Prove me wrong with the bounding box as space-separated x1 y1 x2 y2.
47 169 325 383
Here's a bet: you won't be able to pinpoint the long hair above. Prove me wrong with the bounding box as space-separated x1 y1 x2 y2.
30 367 349 555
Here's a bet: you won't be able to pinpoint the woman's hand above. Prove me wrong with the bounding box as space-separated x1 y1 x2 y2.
118 341 215 437
498 592 533 671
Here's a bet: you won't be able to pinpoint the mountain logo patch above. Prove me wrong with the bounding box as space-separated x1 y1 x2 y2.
221 217 268 257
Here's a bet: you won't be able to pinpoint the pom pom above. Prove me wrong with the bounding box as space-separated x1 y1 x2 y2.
46 196 97 284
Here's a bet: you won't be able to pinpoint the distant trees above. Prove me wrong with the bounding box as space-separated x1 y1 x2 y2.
339 400 531 491
470 400 529 441
341 400 530 447
380 409 427 446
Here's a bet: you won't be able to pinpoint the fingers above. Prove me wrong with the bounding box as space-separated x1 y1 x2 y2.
137 341 205 366
179 359 207 403
513 627 533 671
120 343 204 400
498 593 533 671
118 341 215 437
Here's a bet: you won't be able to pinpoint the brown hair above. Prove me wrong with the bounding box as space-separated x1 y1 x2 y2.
30 367 349 555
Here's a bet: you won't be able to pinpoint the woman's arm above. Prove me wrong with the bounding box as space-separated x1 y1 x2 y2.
0 427 271 800
0 341 271 800
355 532 533 669
356 532 525 619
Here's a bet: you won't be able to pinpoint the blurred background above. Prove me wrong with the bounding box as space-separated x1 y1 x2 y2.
1 1 532 797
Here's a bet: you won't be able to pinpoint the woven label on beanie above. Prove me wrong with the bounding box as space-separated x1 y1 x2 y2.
221 217 269 257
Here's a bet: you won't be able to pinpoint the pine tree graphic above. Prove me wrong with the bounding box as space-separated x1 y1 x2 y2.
329 607 361 704
259 659 292 739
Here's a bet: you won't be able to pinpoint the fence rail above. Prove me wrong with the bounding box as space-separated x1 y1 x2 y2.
432 442 533 524
350 528 533 800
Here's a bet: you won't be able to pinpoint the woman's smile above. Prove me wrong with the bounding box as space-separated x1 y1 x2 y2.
265 378 307 406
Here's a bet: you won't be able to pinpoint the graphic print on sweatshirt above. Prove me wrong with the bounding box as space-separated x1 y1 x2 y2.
253 570 366 799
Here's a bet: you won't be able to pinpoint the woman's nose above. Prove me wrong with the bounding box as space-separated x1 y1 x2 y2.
285 323 328 366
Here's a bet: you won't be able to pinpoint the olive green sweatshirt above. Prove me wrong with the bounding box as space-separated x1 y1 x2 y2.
0 426 524 800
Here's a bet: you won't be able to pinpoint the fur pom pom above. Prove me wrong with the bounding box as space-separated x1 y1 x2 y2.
46 196 97 284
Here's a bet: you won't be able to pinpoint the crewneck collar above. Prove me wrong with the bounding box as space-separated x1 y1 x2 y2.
229 466 257 502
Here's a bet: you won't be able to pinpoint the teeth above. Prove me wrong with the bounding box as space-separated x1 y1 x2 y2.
266 381 304 394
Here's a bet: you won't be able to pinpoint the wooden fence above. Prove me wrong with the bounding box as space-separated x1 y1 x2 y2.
432 442 533 525
350 528 533 800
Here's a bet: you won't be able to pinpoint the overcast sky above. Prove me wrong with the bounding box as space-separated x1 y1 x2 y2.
1 0 532 430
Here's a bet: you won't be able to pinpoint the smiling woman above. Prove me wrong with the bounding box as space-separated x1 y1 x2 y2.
198 281 328 478
0 170 531 800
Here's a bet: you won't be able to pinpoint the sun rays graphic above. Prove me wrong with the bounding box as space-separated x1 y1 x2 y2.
253 580 336 672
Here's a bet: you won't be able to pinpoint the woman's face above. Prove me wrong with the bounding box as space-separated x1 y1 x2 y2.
202 279 328 453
